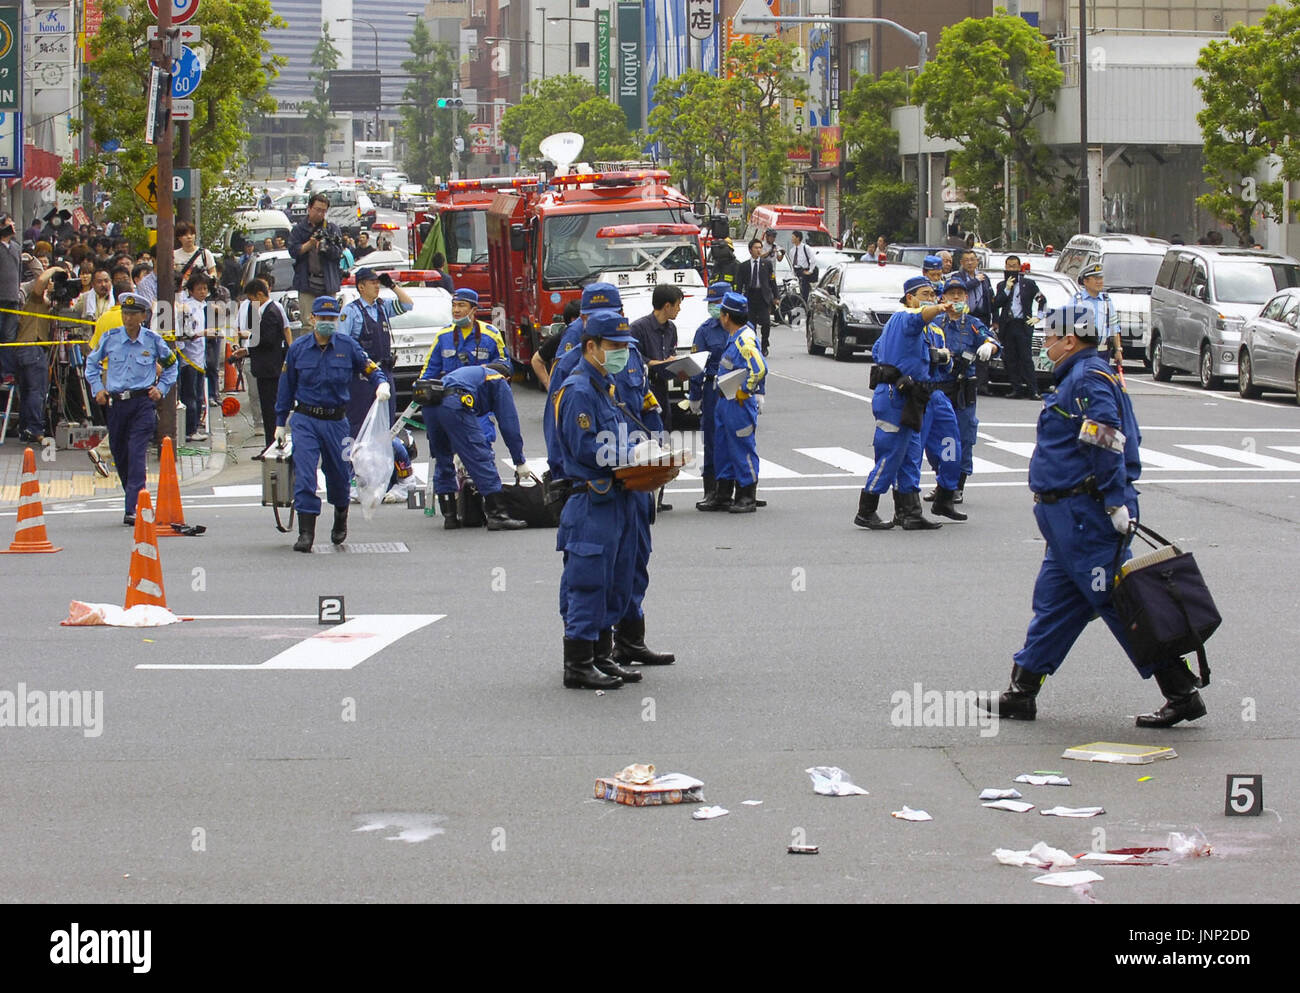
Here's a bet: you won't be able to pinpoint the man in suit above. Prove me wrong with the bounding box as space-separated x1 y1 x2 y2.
990 255 1048 399
736 238 779 355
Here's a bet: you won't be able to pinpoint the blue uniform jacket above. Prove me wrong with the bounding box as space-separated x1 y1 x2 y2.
871 307 931 380
688 316 728 402
1072 290 1121 341
417 320 509 380
554 357 631 493
275 332 383 425
438 364 527 466
556 317 585 357
718 324 767 397
85 326 179 395
1028 349 1141 509
339 296 405 341
612 343 664 436
927 313 996 381
545 346 586 477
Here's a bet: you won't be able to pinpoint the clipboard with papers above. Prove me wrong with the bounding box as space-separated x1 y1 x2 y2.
716 368 750 399
658 351 709 378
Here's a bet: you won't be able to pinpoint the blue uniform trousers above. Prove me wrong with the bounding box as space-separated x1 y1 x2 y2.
107 394 157 516
1013 495 1162 678
714 395 759 485
865 388 915 495
291 413 351 514
611 490 652 624
557 490 628 641
913 389 961 490
956 398 979 476
699 386 718 477
426 400 503 496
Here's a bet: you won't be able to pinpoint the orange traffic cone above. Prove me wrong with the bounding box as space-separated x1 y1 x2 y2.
153 436 187 538
0 447 62 554
125 489 167 609
223 341 238 392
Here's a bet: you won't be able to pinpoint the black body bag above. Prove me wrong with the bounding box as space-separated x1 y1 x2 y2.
1111 523 1220 686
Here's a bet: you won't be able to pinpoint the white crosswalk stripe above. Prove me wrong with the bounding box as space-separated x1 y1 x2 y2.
1134 448 1217 470
795 447 875 475
1177 445 1300 470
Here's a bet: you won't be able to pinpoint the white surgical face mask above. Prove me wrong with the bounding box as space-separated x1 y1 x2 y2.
708 304 722 320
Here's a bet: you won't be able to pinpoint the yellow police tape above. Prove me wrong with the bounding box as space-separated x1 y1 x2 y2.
0 305 97 325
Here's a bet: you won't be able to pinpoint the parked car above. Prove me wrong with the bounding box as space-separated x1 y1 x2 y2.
887 244 990 269
1236 287 1300 402
396 184 429 211
219 208 291 256
805 262 914 360
1053 233 1168 362
334 283 454 404
1149 246 1300 388
357 191 376 230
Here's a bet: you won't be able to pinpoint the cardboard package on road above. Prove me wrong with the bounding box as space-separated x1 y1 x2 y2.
595 773 704 807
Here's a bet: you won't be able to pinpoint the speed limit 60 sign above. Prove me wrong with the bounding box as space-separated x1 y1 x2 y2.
171 44 203 99
149 0 201 25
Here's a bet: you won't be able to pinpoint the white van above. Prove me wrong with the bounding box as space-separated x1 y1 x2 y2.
1053 233 1169 361
221 209 292 255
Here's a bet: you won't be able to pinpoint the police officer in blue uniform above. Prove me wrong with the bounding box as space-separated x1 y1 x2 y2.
910 311 967 522
339 267 412 433
275 296 389 552
553 311 641 690
417 287 509 444
922 254 945 293
697 291 767 514
983 305 1206 728
923 277 1000 510
421 362 529 531
854 276 954 530
85 293 179 525
607 329 674 672
1072 262 1123 366
688 281 731 508
556 282 622 357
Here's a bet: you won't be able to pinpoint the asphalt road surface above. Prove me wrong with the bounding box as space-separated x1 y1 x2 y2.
2 325 1295 904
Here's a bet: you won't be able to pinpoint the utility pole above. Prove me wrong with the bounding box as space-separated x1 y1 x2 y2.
152 2 177 448
1078 0 1089 234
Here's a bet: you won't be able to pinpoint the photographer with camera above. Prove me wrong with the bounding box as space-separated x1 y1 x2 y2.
0 213 22 388
288 193 344 332
12 260 75 442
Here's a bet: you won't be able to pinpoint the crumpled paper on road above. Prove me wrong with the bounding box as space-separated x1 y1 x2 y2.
806 766 869 796
979 788 1024 801
615 763 656 784
1032 869 1104 887
891 805 933 822
983 799 1035 813
61 601 183 627
993 842 1077 869
692 806 729 820
1041 805 1105 818
1015 773 1072 786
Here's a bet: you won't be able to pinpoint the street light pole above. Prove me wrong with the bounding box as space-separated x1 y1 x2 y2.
339 17 381 142
536 8 547 81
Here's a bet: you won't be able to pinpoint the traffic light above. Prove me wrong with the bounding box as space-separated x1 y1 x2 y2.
436 98 465 109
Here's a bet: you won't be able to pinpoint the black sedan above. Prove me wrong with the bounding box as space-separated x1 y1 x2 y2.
805 262 914 360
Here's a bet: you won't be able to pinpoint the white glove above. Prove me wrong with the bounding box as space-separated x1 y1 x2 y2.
630 439 666 466
514 464 536 483
274 425 288 447
976 341 996 362
932 348 951 365
1004 278 1015 291
1108 505 1131 535
755 395 765 414
375 381 391 402
688 399 702 415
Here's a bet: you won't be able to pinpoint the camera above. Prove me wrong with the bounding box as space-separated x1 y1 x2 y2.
48 270 81 308
313 226 343 252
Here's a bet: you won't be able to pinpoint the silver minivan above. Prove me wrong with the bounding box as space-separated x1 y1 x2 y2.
1053 233 1168 360
1148 247 1300 388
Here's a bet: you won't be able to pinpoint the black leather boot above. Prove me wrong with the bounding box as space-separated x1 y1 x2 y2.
955 473 967 504
563 637 622 690
293 513 316 553
979 664 1044 720
853 490 893 530
1136 661 1207 728
612 614 675 666
700 473 716 503
330 505 349 545
697 478 734 511
483 491 527 530
592 628 641 682
899 490 942 530
438 494 462 530
931 487 968 521
729 482 758 513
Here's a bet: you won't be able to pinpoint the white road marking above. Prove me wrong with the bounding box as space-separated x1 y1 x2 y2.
136 614 444 670
796 447 875 475
1178 444 1300 469
1269 446 1300 457
1137 378 1272 406
184 614 318 620
1134 448 1217 470
758 457 801 479
210 484 263 497
664 477 1300 494
768 371 872 403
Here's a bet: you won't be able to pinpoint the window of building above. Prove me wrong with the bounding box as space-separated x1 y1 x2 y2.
848 40 870 79
575 42 591 68
575 0 590 7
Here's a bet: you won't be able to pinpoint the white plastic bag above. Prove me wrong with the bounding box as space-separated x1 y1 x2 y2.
350 396 393 521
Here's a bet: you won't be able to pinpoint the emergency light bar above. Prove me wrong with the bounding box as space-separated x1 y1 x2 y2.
549 170 672 188
443 176 542 193
595 223 700 238
776 205 824 214
371 222 401 231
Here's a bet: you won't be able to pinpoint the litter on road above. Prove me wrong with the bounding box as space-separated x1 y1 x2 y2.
1040 805 1105 818
61 601 183 627
595 772 705 806
806 766 869 796
1032 870 1104 887
1015 773 1071 786
982 799 1035 813
692 806 729 820
1062 741 1178 764
979 788 1023 801
993 843 1077 869
891 805 933 821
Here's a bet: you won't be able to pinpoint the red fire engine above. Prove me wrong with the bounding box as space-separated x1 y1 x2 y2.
485 168 711 364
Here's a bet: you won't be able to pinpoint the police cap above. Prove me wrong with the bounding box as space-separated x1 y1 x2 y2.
1044 304 1099 340
453 287 480 305
312 295 341 317
942 277 967 295
1079 262 1104 281
902 275 932 300
580 282 622 314
583 310 637 344
922 254 943 270
354 267 379 283
118 293 150 314
706 281 730 303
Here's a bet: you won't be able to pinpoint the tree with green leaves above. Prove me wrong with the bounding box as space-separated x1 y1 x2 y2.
57 0 285 247
913 8 1070 247
839 69 914 243
499 76 639 165
302 24 342 161
1194 3 1300 246
400 18 462 187
647 38 806 208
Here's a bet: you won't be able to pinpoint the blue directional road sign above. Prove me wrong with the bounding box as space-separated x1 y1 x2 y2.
171 45 203 100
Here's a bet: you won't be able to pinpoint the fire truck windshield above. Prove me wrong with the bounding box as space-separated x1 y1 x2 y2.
542 208 691 286
445 210 490 265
